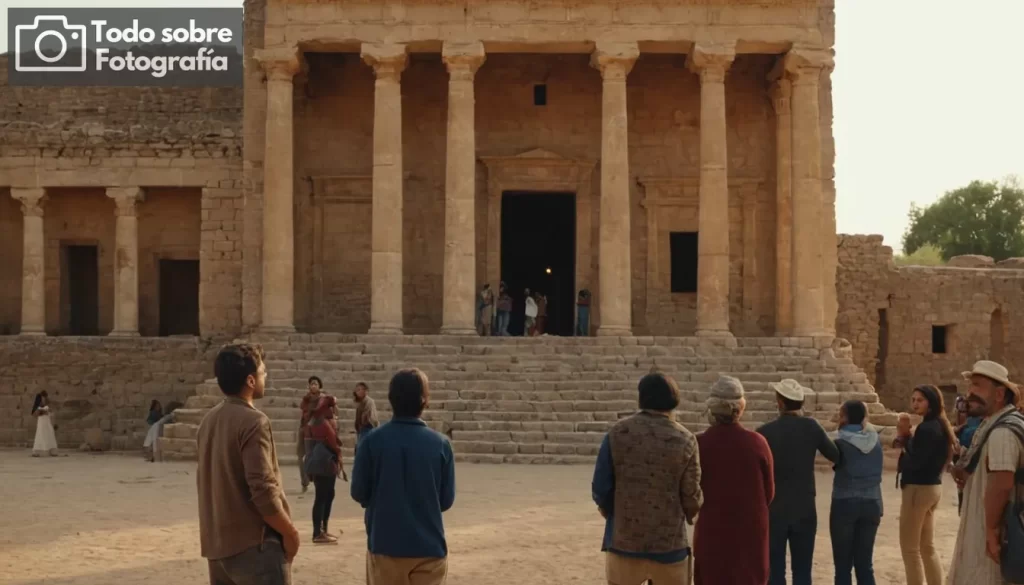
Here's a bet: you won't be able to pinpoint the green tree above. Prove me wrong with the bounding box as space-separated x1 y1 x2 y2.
893 244 944 266
902 177 1024 261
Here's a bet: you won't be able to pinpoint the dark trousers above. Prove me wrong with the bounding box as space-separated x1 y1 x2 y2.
830 499 880 585
208 537 290 585
311 474 336 537
769 511 817 585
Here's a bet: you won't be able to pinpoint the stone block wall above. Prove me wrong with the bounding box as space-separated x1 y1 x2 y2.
0 337 216 449
0 54 245 336
0 190 22 334
835 234 1024 409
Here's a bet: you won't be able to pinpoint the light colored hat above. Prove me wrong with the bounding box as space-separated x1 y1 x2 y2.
962 361 1019 397
769 379 807 402
707 376 745 416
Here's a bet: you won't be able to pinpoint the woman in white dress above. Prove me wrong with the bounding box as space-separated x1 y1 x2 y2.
31 391 59 457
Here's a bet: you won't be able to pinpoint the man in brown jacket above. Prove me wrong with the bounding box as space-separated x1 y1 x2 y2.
197 344 299 585
591 372 704 584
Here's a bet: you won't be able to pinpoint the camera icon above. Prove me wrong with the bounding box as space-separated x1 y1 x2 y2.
14 15 88 72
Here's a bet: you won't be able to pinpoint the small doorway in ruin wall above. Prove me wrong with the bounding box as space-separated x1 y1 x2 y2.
61 243 100 335
500 192 576 336
159 259 200 336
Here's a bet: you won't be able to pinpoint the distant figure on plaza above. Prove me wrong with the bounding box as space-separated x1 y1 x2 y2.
353 382 379 453
757 379 840 585
147 400 164 426
694 375 774 585
829 400 884 585
592 373 703 585
198 344 297 585
948 361 1024 585
893 384 954 585
304 394 344 545
477 283 494 336
495 282 512 336
31 390 59 457
297 376 324 493
143 400 181 462
576 289 591 336
351 368 455 585
524 288 538 336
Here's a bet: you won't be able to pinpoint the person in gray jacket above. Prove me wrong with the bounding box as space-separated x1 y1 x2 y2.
830 400 884 585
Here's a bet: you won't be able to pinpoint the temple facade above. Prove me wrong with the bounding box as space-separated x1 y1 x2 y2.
1 0 839 339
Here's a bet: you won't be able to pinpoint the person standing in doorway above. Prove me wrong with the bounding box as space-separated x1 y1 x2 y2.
948 360 1024 585
576 289 591 336
524 288 538 336
495 282 512 336
535 292 548 336
592 373 703 584
830 400 884 585
353 382 379 455
351 368 455 585
757 379 840 585
477 284 494 336
198 344 298 585
297 376 323 493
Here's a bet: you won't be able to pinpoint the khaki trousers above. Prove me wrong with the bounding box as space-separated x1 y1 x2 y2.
366 552 447 585
606 552 692 585
899 484 944 585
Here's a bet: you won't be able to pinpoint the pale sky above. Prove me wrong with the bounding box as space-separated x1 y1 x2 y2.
3 0 1022 254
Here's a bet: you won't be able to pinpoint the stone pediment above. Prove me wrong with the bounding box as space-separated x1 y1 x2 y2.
479 148 594 171
513 148 565 160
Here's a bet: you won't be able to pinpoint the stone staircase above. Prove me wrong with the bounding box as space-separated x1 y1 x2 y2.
158 334 899 464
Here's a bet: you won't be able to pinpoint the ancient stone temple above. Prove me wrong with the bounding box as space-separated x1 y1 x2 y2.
5 1 1015 461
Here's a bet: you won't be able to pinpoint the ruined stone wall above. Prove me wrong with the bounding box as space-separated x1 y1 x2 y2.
0 337 215 449
293 52 777 335
0 54 245 336
836 234 1024 410
138 188 203 336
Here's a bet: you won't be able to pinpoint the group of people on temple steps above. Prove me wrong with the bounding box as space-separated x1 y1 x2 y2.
476 281 592 336
191 341 1024 585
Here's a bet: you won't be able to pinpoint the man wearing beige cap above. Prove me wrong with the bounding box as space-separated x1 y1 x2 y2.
948 360 1024 585
758 379 840 585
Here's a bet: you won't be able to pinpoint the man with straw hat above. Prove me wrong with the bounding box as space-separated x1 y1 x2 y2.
758 379 839 585
948 360 1024 585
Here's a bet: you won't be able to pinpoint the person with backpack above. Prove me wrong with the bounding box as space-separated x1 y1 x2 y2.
948 360 1024 585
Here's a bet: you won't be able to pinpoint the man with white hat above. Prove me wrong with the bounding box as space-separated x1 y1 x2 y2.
948 360 1024 585
757 379 840 585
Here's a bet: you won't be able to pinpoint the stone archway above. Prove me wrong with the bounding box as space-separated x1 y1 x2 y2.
479 149 597 330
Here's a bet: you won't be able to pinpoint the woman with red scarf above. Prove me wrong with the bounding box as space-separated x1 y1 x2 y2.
304 395 346 544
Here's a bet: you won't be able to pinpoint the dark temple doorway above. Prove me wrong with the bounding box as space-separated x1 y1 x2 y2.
500 192 576 336
62 244 99 335
159 259 200 336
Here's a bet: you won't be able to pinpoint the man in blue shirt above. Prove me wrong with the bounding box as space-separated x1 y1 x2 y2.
351 368 455 585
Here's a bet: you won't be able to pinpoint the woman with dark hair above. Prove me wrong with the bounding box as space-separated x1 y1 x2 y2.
31 391 59 457
146 400 163 426
895 384 955 585
304 395 345 545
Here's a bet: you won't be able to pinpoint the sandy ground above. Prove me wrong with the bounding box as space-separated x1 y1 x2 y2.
0 449 962 585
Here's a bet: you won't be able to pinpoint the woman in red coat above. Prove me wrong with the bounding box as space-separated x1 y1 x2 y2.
305 396 345 544
694 376 775 585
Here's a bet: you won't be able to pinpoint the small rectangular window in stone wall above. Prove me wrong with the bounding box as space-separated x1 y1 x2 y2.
669 232 698 294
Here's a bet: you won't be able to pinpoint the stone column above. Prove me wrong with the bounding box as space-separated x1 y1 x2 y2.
687 43 735 337
362 43 408 335
770 75 793 335
440 41 485 335
11 188 47 335
106 187 144 336
255 47 301 332
785 48 833 337
591 42 638 337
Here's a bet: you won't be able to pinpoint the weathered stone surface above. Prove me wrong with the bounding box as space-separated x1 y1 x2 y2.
947 255 995 268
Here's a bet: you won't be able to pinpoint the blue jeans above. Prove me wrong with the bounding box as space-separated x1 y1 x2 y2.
495 311 510 336
830 499 880 585
208 535 290 585
769 511 817 585
576 306 590 336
